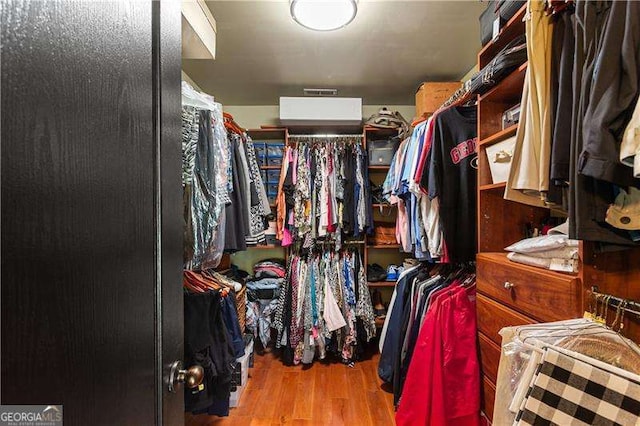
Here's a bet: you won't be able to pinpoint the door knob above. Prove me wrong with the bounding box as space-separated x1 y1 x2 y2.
168 360 204 393
504 281 515 290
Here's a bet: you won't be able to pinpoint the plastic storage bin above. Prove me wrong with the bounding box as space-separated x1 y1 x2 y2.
267 183 278 194
267 191 277 204
229 339 254 408
253 142 267 158
267 169 280 184
266 155 282 167
266 143 284 157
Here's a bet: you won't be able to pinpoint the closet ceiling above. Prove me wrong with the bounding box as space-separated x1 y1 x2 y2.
183 1 485 106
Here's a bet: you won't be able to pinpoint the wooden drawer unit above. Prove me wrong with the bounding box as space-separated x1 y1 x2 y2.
481 375 496 421
478 332 501 383
477 253 580 322
477 293 535 345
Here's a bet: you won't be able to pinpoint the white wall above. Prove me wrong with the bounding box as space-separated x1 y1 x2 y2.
223 104 416 129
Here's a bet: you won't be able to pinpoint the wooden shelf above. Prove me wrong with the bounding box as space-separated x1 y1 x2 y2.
478 4 527 67
372 203 396 208
477 252 578 277
479 125 518 148
368 281 397 288
247 128 287 140
368 244 401 249
260 165 281 170
369 165 390 171
248 245 283 249
364 126 398 135
479 182 507 191
479 62 528 104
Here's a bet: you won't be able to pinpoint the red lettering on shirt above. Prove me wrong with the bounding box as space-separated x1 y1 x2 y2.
450 138 477 164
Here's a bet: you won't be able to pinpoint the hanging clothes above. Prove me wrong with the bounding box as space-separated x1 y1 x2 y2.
273 247 376 366
276 137 373 246
182 85 230 270
184 291 236 417
383 103 478 263
377 262 480 426
504 0 554 208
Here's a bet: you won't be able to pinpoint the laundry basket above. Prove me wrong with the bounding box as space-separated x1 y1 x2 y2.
235 284 247 333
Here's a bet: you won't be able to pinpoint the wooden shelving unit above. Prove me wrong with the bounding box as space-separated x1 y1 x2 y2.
473 5 640 421
369 165 390 171
475 5 550 422
363 125 411 295
479 182 507 192
368 244 401 249
478 124 518 148
477 5 527 68
367 281 397 288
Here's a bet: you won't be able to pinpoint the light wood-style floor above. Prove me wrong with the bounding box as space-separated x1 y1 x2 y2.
185 347 396 426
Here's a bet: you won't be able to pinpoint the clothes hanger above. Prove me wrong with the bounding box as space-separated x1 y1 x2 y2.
223 112 245 135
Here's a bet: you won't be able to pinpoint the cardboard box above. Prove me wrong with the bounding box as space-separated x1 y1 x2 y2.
415 82 462 118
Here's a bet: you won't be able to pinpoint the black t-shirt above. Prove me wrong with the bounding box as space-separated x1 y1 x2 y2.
427 105 478 262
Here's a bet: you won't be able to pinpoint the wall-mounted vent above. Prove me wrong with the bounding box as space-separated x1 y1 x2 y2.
303 88 338 97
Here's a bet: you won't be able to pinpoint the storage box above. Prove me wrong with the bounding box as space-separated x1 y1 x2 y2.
266 155 282 167
267 169 280 184
369 148 395 166
229 339 254 408
229 383 246 408
267 190 277 204
502 103 521 129
266 143 284 157
415 82 462 118
368 139 399 166
253 142 267 159
486 135 516 184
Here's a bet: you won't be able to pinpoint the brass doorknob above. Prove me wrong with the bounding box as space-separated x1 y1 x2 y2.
168 361 204 392
182 365 204 388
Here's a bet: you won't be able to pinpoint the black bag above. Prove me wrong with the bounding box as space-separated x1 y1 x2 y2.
480 0 526 47
479 0 497 47
469 35 527 95
497 0 526 22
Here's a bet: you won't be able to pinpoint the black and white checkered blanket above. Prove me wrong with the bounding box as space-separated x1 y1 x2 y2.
515 347 640 426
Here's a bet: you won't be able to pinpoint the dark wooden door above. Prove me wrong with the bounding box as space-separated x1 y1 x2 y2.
1 1 183 424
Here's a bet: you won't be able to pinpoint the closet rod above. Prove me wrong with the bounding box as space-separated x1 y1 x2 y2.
590 287 640 317
288 134 364 138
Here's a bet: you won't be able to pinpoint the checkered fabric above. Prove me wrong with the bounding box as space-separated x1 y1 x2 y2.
516 347 640 426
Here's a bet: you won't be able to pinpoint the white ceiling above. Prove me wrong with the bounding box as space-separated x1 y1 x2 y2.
182 0 485 105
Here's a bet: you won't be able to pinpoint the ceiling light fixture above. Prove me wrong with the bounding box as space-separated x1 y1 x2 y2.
290 0 358 32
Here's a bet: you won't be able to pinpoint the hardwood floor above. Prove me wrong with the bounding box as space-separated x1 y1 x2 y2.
185 347 396 426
